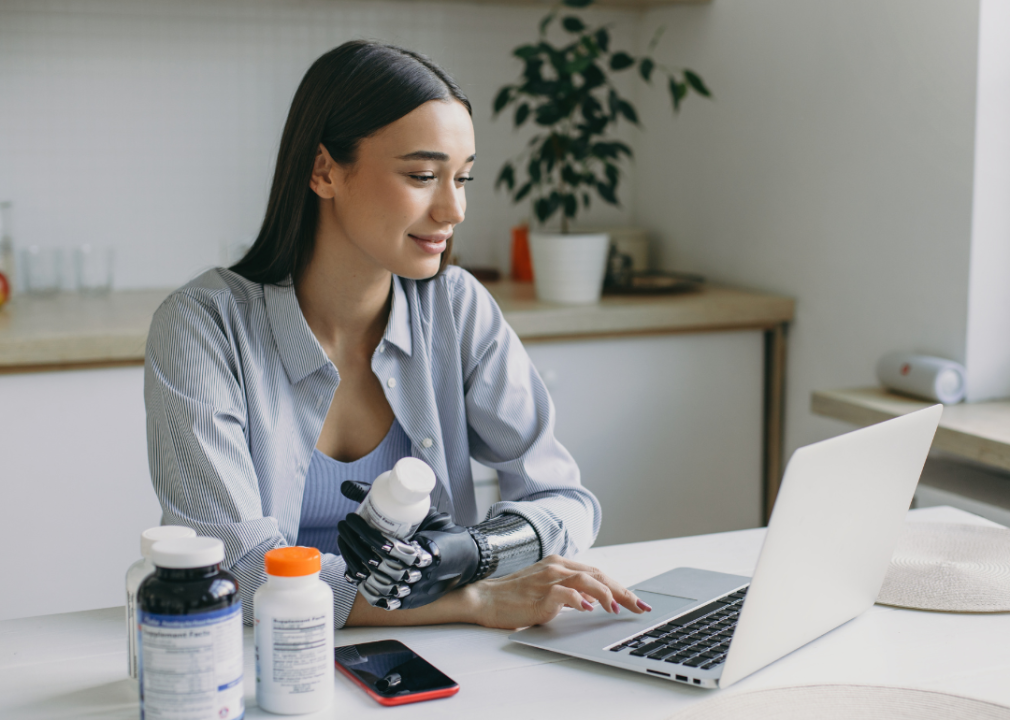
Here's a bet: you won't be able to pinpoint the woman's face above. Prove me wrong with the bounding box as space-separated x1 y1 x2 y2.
314 99 475 280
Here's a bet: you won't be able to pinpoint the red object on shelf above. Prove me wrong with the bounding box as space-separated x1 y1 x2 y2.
0 271 9 308
510 225 534 282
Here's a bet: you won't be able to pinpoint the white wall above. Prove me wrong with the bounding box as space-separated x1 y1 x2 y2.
965 0 1010 402
633 0 981 457
0 0 638 289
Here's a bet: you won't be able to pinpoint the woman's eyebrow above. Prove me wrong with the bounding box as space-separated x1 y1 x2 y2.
396 150 477 163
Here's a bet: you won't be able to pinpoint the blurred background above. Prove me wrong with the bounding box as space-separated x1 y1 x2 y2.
2 0 1009 620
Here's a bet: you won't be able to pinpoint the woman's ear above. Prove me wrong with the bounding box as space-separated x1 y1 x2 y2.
309 144 340 199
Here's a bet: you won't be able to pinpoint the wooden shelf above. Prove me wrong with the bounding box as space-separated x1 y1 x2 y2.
811 387 1010 473
485 280 794 343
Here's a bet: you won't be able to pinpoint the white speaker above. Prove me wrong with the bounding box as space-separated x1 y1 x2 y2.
876 352 966 404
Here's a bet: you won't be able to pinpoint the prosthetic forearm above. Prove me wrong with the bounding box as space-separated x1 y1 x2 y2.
338 508 542 610
468 513 542 581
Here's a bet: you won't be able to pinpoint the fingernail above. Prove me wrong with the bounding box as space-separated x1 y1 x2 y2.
582 600 594 611
636 598 653 612
611 600 620 614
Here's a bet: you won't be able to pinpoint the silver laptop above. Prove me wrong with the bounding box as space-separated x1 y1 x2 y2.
510 405 942 688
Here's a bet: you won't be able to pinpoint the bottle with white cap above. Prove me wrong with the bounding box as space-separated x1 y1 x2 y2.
125 525 196 680
357 456 437 540
138 537 244 720
254 546 334 715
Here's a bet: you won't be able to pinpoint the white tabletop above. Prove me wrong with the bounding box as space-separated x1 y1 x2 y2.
2 506 1007 719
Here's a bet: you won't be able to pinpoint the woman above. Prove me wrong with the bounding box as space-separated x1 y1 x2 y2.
145 40 651 630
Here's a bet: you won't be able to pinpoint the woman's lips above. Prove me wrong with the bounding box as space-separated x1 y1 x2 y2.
409 234 448 255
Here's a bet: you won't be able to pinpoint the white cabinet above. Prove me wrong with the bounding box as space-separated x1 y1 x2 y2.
525 331 765 547
0 367 159 621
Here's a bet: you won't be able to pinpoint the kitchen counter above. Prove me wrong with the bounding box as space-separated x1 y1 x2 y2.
0 280 794 371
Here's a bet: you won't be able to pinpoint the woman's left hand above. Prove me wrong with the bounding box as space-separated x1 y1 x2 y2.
462 555 652 630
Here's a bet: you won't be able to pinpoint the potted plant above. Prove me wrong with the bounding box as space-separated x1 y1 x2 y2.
493 0 710 304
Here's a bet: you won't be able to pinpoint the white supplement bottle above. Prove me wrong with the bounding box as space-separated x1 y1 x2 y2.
255 546 334 715
357 456 436 540
125 525 196 679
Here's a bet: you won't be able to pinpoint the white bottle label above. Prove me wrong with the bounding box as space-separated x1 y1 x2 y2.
139 602 244 720
257 614 330 696
358 498 420 540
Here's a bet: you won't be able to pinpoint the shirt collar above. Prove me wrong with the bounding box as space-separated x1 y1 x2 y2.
264 280 332 386
264 275 413 385
383 275 413 357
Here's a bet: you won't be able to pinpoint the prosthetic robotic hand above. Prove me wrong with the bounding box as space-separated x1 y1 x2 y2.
336 480 542 610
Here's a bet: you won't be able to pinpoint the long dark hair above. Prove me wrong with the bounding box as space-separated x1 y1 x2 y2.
231 41 472 285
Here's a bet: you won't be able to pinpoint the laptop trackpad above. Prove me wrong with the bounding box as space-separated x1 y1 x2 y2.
509 591 696 655
635 590 696 608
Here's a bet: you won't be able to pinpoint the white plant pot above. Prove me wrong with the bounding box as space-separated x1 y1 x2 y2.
529 232 610 304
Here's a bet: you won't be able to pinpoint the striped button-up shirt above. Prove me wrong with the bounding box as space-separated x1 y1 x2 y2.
144 266 601 627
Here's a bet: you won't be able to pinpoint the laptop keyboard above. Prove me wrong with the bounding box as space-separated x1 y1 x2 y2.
608 586 749 670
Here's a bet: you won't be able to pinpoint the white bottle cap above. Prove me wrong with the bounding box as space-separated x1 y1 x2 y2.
388 457 436 505
140 525 197 558
151 537 225 569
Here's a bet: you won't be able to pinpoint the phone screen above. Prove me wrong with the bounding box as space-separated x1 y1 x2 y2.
334 640 458 705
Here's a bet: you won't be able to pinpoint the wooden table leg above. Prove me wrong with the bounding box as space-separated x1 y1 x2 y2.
763 322 788 522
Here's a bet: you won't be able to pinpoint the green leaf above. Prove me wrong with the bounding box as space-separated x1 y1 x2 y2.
495 163 515 191
562 0 593 7
582 192 591 208
597 181 618 205
610 52 635 71
639 58 654 82
538 11 555 36
684 70 711 97
612 140 632 158
566 53 594 74
594 28 609 53
607 89 620 120
561 165 581 186
535 103 564 126
563 193 578 218
514 44 540 60
528 156 542 183
540 41 567 74
493 86 512 115
562 16 586 33
669 78 687 111
581 63 605 89
515 103 530 127
605 163 619 187
522 58 544 83
535 193 563 224
514 181 533 202
591 141 618 159
617 100 638 125
647 24 666 53
534 197 553 223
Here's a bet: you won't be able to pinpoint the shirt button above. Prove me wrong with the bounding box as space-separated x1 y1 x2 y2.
378 344 385 353
387 378 397 388
421 438 433 449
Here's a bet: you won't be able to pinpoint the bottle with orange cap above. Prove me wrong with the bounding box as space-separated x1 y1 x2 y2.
255 546 334 715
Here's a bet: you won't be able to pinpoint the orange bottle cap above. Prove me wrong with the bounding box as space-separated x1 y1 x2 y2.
264 546 322 576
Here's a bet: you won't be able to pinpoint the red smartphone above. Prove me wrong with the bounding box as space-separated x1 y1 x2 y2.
334 640 459 706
